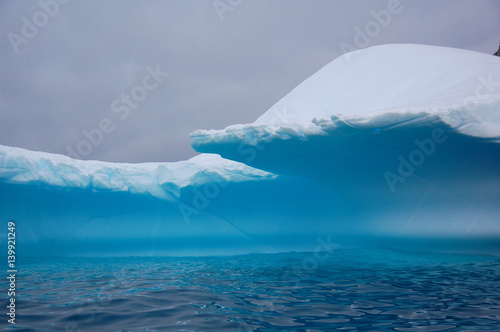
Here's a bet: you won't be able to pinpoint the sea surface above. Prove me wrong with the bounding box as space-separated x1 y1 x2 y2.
2 249 500 331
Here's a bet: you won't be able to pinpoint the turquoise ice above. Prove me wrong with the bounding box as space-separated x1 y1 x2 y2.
1 44 499 257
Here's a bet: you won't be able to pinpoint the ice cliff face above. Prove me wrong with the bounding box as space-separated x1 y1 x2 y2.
2 44 500 256
0 146 274 201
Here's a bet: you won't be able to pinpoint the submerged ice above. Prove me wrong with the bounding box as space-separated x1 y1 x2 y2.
1 44 499 256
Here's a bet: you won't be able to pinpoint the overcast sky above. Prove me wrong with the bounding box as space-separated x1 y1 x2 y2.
1 0 499 163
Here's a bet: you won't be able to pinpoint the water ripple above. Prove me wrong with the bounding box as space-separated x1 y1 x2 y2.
1 249 499 331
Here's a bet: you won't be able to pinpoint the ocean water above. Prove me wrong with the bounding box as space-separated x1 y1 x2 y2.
2 249 500 332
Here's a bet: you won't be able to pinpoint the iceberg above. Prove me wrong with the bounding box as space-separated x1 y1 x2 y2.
2 44 500 257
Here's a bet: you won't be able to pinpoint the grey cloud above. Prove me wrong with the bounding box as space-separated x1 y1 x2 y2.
1 0 499 163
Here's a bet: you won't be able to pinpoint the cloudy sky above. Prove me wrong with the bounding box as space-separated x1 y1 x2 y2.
1 0 499 163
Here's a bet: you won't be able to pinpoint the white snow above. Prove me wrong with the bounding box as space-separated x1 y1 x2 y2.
0 145 274 200
255 44 500 128
2 44 500 256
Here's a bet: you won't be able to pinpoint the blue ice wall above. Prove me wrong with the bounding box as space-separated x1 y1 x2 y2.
2 112 499 257
2 44 500 257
